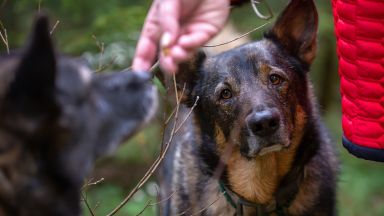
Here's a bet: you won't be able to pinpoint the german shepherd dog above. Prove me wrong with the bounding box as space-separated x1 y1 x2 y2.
159 0 338 215
0 16 157 215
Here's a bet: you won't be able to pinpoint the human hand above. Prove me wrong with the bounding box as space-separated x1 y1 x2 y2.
132 0 230 73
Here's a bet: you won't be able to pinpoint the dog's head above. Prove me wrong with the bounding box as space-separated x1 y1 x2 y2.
175 0 317 159
0 16 157 215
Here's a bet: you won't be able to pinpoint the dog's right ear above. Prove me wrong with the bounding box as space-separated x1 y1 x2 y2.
169 51 206 106
266 0 318 66
3 15 58 133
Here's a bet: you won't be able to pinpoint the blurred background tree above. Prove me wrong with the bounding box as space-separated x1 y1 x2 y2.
1 0 383 215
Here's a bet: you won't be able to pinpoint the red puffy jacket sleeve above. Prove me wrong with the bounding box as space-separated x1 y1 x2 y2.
332 0 384 161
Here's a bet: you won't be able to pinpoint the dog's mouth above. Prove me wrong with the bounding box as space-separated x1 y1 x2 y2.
258 144 284 156
240 135 288 158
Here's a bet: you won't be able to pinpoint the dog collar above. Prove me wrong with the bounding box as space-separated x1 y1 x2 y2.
218 181 288 216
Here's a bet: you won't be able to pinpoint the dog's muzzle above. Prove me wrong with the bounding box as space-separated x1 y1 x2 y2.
241 108 284 158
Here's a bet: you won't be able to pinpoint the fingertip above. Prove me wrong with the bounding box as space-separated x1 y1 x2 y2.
178 31 211 49
132 58 152 72
159 0 180 45
160 56 178 74
171 46 191 63
161 32 173 48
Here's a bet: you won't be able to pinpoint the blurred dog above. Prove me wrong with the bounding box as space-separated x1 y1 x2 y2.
158 0 338 215
0 15 157 215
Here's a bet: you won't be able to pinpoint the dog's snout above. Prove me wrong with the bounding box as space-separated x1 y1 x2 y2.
132 71 152 83
247 109 280 136
122 71 152 90
126 71 152 88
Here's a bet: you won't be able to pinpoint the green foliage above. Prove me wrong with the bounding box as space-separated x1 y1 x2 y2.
1 0 383 215
82 182 158 216
0 0 150 64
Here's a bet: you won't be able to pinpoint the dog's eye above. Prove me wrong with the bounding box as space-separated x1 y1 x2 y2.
220 89 232 100
269 74 282 85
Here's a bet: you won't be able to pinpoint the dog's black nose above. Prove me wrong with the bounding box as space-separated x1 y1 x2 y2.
131 71 152 83
247 109 280 136
121 71 152 90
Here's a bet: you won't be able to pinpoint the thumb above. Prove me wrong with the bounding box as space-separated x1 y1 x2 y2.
159 0 181 48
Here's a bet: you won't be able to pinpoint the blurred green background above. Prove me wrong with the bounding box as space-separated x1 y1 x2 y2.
1 0 383 215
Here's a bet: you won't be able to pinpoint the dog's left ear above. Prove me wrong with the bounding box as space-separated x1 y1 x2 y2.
175 51 206 105
162 51 206 107
266 0 318 65
4 15 58 133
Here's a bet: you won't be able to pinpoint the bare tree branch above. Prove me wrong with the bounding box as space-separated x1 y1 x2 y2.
0 21 9 54
92 35 105 71
106 74 199 216
175 95 199 133
82 177 105 190
38 0 41 12
135 190 177 216
203 22 270 48
50 20 60 35
175 192 225 216
81 192 96 216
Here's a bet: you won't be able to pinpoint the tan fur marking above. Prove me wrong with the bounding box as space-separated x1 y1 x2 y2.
227 105 307 204
227 150 279 203
277 105 307 177
214 124 227 152
288 104 330 215
259 63 271 75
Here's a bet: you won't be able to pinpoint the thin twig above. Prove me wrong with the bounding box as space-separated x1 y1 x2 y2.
0 21 9 54
81 177 104 216
164 108 176 126
135 199 152 216
158 81 184 155
81 192 96 216
189 192 225 216
106 74 197 216
50 20 60 35
212 126 241 181
150 61 159 73
175 95 199 133
203 22 270 48
92 35 105 71
38 0 41 12
149 190 177 207
213 140 236 180
82 177 105 190
135 190 177 216
157 76 177 154
159 107 175 155
94 56 117 73
175 192 224 216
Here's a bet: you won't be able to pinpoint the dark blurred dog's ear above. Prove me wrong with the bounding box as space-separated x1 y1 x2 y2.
266 0 318 65
3 14 58 133
163 51 206 106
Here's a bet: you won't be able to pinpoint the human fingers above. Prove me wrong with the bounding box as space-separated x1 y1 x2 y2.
170 45 191 63
158 0 181 48
132 2 161 71
160 54 178 74
178 30 213 49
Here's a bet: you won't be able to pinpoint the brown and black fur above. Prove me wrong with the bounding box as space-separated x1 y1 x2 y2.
0 15 157 215
158 0 338 215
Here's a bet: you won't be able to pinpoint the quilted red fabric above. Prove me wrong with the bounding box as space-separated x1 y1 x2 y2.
332 0 384 161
